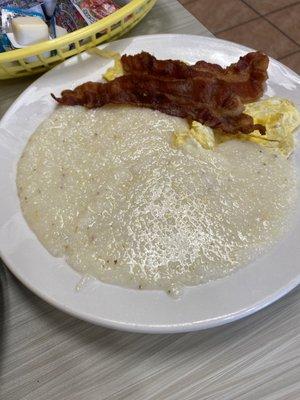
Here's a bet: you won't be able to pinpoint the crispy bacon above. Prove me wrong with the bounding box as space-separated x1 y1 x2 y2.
53 51 269 134
52 76 265 134
121 51 269 103
117 73 244 116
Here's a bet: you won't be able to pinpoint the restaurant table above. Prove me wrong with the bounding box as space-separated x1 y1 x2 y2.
0 1 299 399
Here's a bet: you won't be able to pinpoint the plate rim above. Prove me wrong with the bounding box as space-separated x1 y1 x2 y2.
1 246 299 333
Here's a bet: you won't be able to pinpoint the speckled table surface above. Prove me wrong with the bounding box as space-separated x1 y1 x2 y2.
0 1 299 399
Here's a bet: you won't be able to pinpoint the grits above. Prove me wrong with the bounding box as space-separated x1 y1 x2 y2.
16 106 297 295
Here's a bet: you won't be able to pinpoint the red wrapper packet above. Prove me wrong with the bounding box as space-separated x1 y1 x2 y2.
55 0 87 33
70 0 119 24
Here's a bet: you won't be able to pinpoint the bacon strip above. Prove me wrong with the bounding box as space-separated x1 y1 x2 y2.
121 51 269 103
53 51 269 134
120 73 244 116
52 76 265 134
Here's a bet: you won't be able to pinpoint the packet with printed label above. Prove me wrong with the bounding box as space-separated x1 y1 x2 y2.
1 6 45 33
55 0 87 32
70 0 119 24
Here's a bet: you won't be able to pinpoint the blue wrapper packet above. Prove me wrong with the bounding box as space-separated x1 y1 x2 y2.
0 31 13 52
0 1 45 28
0 0 43 6
0 0 44 25
1 6 45 32
0 5 46 52
41 0 58 38
42 0 58 18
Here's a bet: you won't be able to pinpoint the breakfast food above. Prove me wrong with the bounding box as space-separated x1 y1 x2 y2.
90 50 300 156
174 97 300 157
121 51 269 103
16 106 297 295
52 77 264 134
53 51 268 134
16 50 300 295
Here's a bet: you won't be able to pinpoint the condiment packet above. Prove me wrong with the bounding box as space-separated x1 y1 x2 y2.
70 0 119 24
55 0 87 33
41 0 57 37
0 1 45 22
1 7 45 33
0 5 45 54
0 32 13 52
42 0 58 18
0 0 43 8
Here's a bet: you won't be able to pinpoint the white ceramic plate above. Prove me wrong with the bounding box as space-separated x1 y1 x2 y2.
0 34 300 333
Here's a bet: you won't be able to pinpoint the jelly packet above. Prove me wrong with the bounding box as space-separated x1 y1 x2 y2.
0 1 44 23
0 4 45 52
0 0 43 9
55 0 87 32
70 0 119 24
1 6 45 32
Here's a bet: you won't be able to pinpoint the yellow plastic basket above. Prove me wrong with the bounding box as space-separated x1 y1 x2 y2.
0 0 156 79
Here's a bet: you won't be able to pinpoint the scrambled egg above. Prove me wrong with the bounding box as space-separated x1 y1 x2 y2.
172 121 215 150
243 97 300 156
173 98 300 157
88 48 124 81
94 50 300 157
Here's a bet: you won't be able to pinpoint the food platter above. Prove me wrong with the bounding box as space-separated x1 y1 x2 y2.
0 34 299 333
